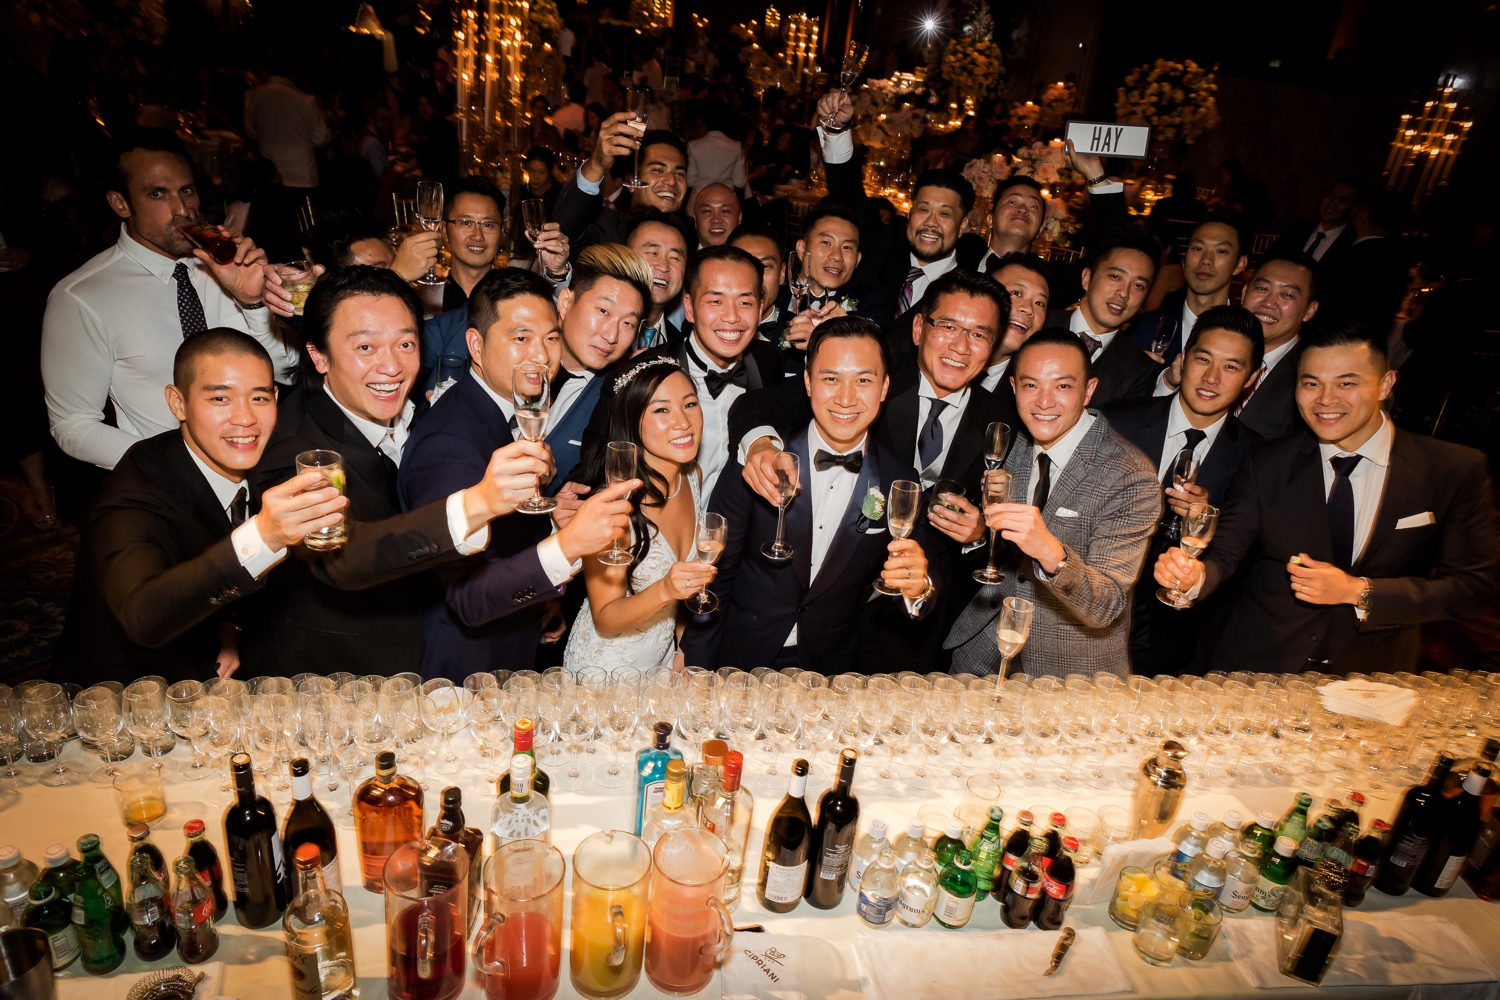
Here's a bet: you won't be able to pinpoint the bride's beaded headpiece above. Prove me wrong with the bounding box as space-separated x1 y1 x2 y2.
612 356 681 393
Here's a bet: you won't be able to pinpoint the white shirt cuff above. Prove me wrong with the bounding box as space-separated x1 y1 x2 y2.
231 518 287 579
1153 369 1176 397
817 127 854 165
242 302 272 333
575 172 602 196
447 491 490 554
737 427 783 465
961 539 986 554
537 534 582 587
1089 180 1125 195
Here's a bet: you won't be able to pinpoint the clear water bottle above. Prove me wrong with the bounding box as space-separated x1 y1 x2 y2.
895 849 938 928
848 819 889 891
1187 837 1230 901
1220 841 1262 913
1172 811 1212 879
0 846 40 923
856 848 899 928
891 819 926 872
1207 810 1245 852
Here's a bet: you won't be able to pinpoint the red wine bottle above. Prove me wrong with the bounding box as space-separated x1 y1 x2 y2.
805 750 860 909
222 753 289 928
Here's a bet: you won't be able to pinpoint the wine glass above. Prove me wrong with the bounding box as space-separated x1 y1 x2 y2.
1150 317 1179 358
1159 502 1219 609
686 512 727 613
622 88 652 190
598 441 639 566
522 199 547 246
167 680 212 781
1160 449 1202 541
420 679 472 776
24 683 81 786
996 595 1035 676
872 480 921 595
73 686 130 788
123 680 170 776
972 468 1014 585
0 694 36 790
512 362 557 514
415 181 444 284
786 247 809 315
821 41 870 130
760 451 800 561
597 669 642 789
982 421 1011 471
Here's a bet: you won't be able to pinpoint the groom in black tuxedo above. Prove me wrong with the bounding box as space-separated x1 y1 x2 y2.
682 317 938 672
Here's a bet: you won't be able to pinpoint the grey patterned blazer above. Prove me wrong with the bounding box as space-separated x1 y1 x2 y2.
944 412 1162 677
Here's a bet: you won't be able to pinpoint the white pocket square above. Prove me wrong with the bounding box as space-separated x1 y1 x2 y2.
568 439 583 447
1396 512 1436 529
1056 508 1080 518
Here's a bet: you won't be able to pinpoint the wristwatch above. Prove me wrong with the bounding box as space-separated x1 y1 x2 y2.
1086 173 1110 187
1354 577 1374 613
910 576 936 611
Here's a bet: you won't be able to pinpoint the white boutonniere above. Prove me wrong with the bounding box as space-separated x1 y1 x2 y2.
861 486 886 521
840 296 860 312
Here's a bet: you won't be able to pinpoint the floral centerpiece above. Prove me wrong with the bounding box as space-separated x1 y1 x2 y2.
1011 140 1076 186
1114 58 1221 144
961 139 1082 245
961 153 1011 200
940 1 1004 109
1039 80 1077 130
1008 100 1041 136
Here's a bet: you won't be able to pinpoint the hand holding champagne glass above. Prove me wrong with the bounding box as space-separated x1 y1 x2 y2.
522 199 547 246
597 442 639 566
686 512 727 614
873 481 921 595
995 596 1035 676
761 451 800 561
973 468 1014 584
512 362 557 515
1160 449 1201 540
415 181 444 284
622 89 652 190
1159 502 1218 608
821 42 869 132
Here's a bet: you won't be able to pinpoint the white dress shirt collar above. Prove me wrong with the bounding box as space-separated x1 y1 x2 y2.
1180 298 1200 348
1069 307 1117 353
981 359 1010 394
115 224 182 281
1035 409 1097 472
470 368 517 422
1262 335 1300 374
183 438 248 513
809 421 867 461
1160 395 1227 471
1306 223 1346 259
1318 410 1394 473
1318 411 1394 565
323 384 414 465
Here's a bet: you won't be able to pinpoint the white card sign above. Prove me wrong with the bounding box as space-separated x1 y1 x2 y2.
1065 120 1152 159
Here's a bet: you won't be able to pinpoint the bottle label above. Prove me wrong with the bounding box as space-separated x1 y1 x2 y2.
322 856 343 896
1252 876 1287 911
761 861 807 904
47 925 79 966
818 843 852 882
95 861 117 890
1041 874 1074 900
1001 850 1024 872
896 886 933 924
1009 872 1042 899
1349 857 1374 877
643 780 666 824
71 900 86 925
288 943 325 1000
1222 874 1257 910
231 857 251 899
849 850 875 890
271 834 287 884
191 894 215 926
856 890 896 925
1389 834 1429 869
129 885 164 927
1173 844 1204 870
1434 854 1466 890
935 887 976 925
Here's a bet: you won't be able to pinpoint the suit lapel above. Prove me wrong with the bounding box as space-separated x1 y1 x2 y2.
165 435 237 540
1198 415 1245 502
306 388 396 512
1042 416 1108 517
1355 427 1414 572
1285 433 1333 559
1141 396 1173 470
885 385 920 470
786 427 814 591
940 394 986 483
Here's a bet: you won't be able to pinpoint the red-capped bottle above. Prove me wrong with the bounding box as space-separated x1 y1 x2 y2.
1000 834 1045 929
1033 836 1078 930
496 718 551 798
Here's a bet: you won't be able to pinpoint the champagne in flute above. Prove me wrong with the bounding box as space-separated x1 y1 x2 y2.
761 451 800 561
522 199 547 244
415 181 444 284
295 449 347 551
982 421 1011 470
972 469 1014 585
598 441 640 566
686 512 728 614
512 362 557 515
821 42 870 131
622 89 652 191
1158 502 1219 609
872 481 921 596
786 248 810 318
1150 318 1179 359
995 597 1034 676
1160 449 1201 541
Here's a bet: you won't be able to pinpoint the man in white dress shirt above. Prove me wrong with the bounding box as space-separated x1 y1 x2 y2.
41 129 298 470
243 68 331 190
1130 214 1248 367
1273 178 1362 265
1057 227 1161 407
685 109 748 191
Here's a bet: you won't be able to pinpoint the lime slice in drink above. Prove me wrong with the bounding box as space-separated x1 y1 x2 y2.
327 469 345 491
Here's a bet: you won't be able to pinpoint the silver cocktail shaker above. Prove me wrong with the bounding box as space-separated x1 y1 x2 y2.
1130 739 1188 839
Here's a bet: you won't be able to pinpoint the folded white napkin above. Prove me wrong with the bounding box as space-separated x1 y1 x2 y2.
1224 914 1498 996
853 926 1133 1000
56 961 224 1000
720 933 806 1000
1317 681 1417 725
1080 836 1176 906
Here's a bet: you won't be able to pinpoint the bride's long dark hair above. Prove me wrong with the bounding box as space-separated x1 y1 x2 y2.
572 359 699 592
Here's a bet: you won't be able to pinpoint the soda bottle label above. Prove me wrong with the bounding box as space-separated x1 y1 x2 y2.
1348 857 1374 876
896 887 932 924
761 861 807 904
95 862 117 890
1251 876 1286 911
935 887 976 926
1009 871 1042 899
1222 874 1257 910
191 895 215 926
856 890 896 925
1001 850 1025 872
47 925 79 966
1041 874 1073 900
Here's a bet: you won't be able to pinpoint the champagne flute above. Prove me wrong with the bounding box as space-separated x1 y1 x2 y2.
982 421 1011 470
415 181 444 284
872 480 921 595
972 468 1014 584
996 596 1035 676
760 451 800 561
522 198 547 247
686 512 727 613
1159 502 1219 609
598 441 639 566
1160 448 1201 541
622 88 652 190
786 247 809 315
821 41 870 131
512 361 557 514
1150 317 1179 359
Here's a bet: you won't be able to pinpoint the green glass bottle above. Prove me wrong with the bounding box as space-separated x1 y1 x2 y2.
72 836 126 975
934 850 979 929
1242 810 1279 861
22 881 79 971
1277 794 1313 846
38 844 76 904
932 818 967 869
1251 835 1300 913
970 807 1006 894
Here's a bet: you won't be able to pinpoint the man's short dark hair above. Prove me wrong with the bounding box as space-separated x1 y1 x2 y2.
1086 225 1163 279
524 146 557 170
108 127 191 196
915 269 1010 331
1254 251 1320 303
913 168 976 215
686 244 763 300
800 201 862 245
448 174 507 217
468 269 557 338
624 208 693 252
173 328 272 388
1193 210 1249 259
992 174 1043 205
807 316 891 376
1330 175 1368 202
989 251 1052 293
640 129 688 166
310 210 388 268
1300 319 1389 371
1011 327 1093 384
727 220 784 262
1186 305 1266 370
302 266 424 357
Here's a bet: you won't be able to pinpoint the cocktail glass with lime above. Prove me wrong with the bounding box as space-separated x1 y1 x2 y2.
295 448 348 550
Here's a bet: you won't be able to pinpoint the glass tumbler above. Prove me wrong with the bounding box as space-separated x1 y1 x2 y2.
1133 898 1187 966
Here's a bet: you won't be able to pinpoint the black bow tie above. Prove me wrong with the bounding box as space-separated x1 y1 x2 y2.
702 362 747 399
814 449 863 473
551 368 581 396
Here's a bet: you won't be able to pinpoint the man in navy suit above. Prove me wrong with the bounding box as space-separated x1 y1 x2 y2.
682 317 938 672
399 269 637 679
1129 214 1248 369
774 202 893 375
1104 306 1263 672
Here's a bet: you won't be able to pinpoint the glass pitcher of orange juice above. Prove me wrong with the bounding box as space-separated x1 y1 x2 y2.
473 840 565 1000
570 830 651 999
646 828 735 995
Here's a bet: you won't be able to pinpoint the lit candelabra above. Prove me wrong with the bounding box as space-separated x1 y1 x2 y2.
453 0 530 174
1383 84 1472 208
783 13 819 90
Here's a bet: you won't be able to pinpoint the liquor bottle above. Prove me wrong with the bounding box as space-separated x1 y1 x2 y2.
688 738 728 817
283 758 342 896
895 849 938 928
1242 810 1279 861
996 811 1034 899
854 847 898 928
224 752 290 926
171 857 220 964
1344 820 1390 907
934 850 978 929
428 787 483 932
283 844 357 1000
1295 798 1344 869
0 846 39 923
805 749 860 910
38 844 75 904
757 758 812 914
1251 836 1299 912
491 752 552 852
125 850 176 962
497 718 551 799
848 818 889 893
76 833 125 914
970 807 1006 895
891 818 927 872
700 750 754 910
126 824 169 888
1034 836 1078 930
184 820 230 920
1171 811 1212 879
1444 737 1498 804
1375 752 1456 896
633 721 683 837
1186 837 1229 901
1278 793 1313 846
1207 809 1245 852
22 881 79 971
1412 764 1489 897
1220 840 1261 914
72 835 126 975
354 749 424 893
642 758 696 851
1001 835 1045 928
933 818 967 869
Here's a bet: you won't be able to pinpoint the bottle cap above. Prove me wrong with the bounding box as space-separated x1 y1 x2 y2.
1191 811 1210 830
0 846 17 870
29 883 54 903
230 751 252 773
442 786 463 808
290 757 310 777
184 819 206 838
1222 810 1244 830
511 753 534 778
791 758 809 777
1061 836 1080 853
1205 838 1229 858
702 739 729 766
44 845 69 868
1257 810 1278 829
513 717 535 752
1017 810 1034 827
944 818 965 840
653 721 674 749
294 843 322 868
1463 767 1490 794
1349 791 1366 806
868 818 887 838
1274 836 1298 857
988 806 1004 822
127 824 150 841
1050 811 1067 827
78 834 100 854
906 818 925 838
666 759 687 781
376 750 397 773
723 751 743 792
1373 819 1391 832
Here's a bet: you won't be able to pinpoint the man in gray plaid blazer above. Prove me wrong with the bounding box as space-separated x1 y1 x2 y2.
945 329 1161 676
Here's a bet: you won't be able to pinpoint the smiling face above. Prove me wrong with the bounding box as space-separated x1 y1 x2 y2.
914 291 998 395
1178 327 1256 423
804 335 889 453
556 277 645 372
1319 182 1359 228
906 185 966 264
989 185 1045 250
692 184 742 246
684 258 761 368
1010 343 1097 448
443 192 504 271
992 262 1050 364
627 221 687 314
1182 222 1246 299
108 150 201 258
165 351 277 480
1078 247 1154 333
308 294 421 424
630 142 688 212
466 293 563 400
1296 342 1395 451
639 371 703 471
797 216 861 295
730 234 783 320
1241 259 1318 352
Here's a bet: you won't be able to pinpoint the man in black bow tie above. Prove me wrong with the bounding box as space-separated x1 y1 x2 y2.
778 203 890 374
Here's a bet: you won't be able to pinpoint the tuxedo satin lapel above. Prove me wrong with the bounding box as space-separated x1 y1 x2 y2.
786 426 813 591
1355 429 1416 572
805 437 882 604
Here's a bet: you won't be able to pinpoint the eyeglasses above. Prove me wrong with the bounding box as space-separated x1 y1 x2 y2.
923 317 995 344
445 218 500 232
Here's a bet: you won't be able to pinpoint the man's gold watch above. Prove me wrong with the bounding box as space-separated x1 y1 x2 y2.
1355 577 1374 613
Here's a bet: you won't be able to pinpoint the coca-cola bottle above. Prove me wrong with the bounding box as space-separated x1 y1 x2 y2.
993 811 1033 900
1033 836 1077 930
1343 820 1390 907
1000 834 1045 929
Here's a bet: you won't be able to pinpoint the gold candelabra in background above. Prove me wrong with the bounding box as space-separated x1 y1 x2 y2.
783 13 819 90
454 0 530 175
1383 84 1472 209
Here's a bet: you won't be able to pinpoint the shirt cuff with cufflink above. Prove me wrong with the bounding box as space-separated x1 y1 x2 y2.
816 127 854 165
537 534 582 587
232 519 287 579
446 491 490 555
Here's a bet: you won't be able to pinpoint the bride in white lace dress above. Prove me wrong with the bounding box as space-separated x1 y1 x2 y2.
564 361 717 673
